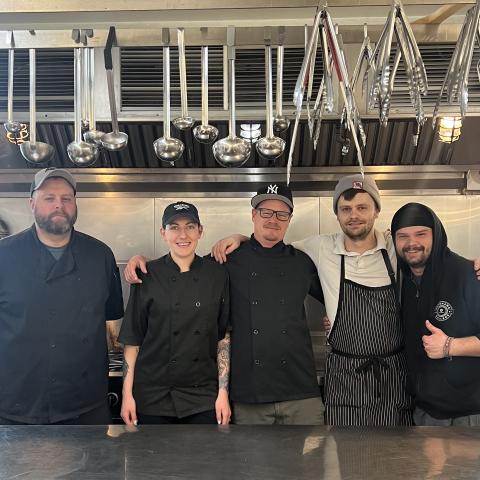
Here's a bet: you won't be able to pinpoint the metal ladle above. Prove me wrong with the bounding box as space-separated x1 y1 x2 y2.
213 26 251 167
193 44 219 143
67 48 99 166
256 37 286 161
83 47 105 146
4 34 22 136
172 28 195 130
273 27 290 133
20 49 55 164
101 26 128 151
153 28 185 163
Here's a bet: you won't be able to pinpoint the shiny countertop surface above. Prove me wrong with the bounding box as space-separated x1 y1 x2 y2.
1 425 480 480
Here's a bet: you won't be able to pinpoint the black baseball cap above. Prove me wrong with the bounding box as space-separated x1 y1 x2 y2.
30 167 77 197
251 183 294 211
162 201 201 228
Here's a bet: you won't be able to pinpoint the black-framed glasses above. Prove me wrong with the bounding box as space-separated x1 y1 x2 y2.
256 208 291 221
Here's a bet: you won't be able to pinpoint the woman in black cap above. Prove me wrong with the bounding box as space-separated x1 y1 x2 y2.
118 202 231 425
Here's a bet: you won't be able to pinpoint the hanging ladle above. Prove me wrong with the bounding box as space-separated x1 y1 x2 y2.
67 48 99 166
172 27 195 130
20 49 55 164
273 27 290 133
4 33 22 136
101 26 128 151
83 47 105 146
153 28 185 163
193 42 219 144
256 32 286 161
213 26 251 167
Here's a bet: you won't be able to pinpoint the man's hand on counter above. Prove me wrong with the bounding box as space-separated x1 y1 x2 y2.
124 255 149 284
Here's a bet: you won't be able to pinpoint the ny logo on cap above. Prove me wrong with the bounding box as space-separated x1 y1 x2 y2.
174 203 190 211
352 181 363 189
267 184 279 194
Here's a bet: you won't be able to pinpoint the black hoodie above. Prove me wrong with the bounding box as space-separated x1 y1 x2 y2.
392 203 480 419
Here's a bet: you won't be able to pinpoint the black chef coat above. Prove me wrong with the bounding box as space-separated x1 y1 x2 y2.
225 236 324 403
118 254 229 418
0 226 124 424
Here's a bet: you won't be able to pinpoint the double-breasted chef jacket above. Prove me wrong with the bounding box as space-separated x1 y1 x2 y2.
118 254 230 418
0 226 124 424
225 236 324 404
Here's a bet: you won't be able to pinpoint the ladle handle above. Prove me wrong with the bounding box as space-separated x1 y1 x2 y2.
227 26 236 138
7 49 14 123
29 49 36 145
265 44 274 138
177 28 189 119
276 45 284 116
88 47 96 129
81 48 89 127
74 48 82 144
104 26 120 134
201 45 209 126
163 45 171 139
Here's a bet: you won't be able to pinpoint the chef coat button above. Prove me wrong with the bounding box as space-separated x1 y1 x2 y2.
51 378 56 383
195 301 201 307
281 359 287 366
279 298 285 304
253 329 259 335
251 300 258 306
194 384 199 388
51 344 56 348
279 271 285 277
173 331 179 336
171 277 176 282
281 329 287 334
254 359 260 365
194 330 201 335
193 357 199 362
251 272 257 277
171 359 177 364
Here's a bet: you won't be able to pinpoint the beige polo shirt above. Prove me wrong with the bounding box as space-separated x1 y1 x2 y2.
293 229 397 330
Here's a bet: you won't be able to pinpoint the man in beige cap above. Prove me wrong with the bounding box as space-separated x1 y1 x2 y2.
211 174 413 426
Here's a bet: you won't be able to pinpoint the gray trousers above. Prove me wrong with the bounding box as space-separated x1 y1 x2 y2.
414 406 480 426
234 396 325 425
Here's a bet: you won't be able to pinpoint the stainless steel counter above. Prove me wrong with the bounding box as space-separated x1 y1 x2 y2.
1 425 479 479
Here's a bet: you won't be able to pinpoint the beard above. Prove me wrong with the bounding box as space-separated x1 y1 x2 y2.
34 208 77 235
341 221 374 241
400 246 429 268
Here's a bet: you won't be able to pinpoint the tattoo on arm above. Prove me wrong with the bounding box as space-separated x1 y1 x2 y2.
217 333 231 391
122 360 129 378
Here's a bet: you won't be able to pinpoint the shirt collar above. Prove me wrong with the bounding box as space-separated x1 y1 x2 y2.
333 229 387 257
165 253 203 272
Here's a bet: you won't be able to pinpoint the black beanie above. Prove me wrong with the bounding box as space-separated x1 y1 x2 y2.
391 203 434 236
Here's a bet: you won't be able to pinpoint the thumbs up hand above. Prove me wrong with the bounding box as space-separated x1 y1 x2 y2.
422 320 448 359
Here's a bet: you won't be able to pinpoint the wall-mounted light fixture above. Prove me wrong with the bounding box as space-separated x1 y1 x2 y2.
438 116 462 144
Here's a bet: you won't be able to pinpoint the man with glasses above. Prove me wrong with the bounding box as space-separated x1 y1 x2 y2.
124 184 325 425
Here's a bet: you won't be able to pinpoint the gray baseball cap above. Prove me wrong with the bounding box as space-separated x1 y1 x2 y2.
333 174 381 213
30 168 77 197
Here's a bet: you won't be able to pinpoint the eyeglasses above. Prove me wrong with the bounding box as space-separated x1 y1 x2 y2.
256 208 291 221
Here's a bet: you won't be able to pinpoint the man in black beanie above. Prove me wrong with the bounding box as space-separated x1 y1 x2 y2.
392 202 480 426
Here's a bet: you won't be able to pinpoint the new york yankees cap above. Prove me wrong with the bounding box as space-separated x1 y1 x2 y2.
30 167 77 197
162 201 201 228
251 183 294 211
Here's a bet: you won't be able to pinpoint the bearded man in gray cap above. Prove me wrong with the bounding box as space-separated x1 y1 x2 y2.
211 174 413 426
0 168 124 425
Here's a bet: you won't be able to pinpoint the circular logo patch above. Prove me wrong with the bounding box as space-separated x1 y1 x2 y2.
434 301 454 322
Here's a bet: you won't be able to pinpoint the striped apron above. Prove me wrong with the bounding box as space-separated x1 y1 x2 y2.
324 250 413 426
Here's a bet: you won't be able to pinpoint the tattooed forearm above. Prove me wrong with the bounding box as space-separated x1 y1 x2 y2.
217 333 231 391
122 360 129 378
122 347 139 379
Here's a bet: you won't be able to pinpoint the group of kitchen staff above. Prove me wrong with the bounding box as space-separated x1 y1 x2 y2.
0 167 479 427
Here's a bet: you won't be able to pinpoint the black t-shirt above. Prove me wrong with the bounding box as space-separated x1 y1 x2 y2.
224 236 324 403
0 226 124 424
118 254 229 418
